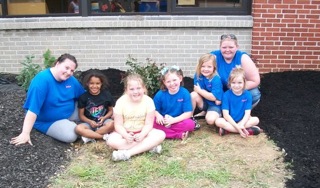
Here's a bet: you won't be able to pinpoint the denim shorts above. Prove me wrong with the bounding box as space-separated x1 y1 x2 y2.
249 87 261 105
199 101 221 115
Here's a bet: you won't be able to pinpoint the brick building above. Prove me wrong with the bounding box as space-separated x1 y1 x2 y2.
0 0 319 76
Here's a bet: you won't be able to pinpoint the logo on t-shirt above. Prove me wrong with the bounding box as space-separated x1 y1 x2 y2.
177 98 184 102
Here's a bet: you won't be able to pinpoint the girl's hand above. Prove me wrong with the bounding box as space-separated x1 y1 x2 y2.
163 115 173 127
133 133 145 142
156 114 165 125
90 121 100 128
193 84 201 93
97 117 104 126
10 132 33 146
125 132 135 143
215 100 221 105
239 128 249 138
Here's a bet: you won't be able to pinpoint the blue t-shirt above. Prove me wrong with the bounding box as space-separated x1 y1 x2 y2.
221 89 252 122
153 87 192 117
193 73 223 106
24 69 85 133
210 50 247 91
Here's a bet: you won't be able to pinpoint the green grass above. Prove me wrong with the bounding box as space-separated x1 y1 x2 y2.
49 123 292 188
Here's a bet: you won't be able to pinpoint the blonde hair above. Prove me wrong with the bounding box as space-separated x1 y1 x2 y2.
195 53 218 79
123 73 147 94
228 66 246 91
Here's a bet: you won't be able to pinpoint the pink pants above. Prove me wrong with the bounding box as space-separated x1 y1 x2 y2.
153 118 195 139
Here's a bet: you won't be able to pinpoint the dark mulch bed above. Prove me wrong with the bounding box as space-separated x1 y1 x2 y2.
0 70 319 188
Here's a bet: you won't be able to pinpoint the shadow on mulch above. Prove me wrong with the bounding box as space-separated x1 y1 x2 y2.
0 70 319 188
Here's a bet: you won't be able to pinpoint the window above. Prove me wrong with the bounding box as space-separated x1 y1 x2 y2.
0 0 2 16
4 0 79 16
173 0 250 15
0 0 251 17
88 0 250 15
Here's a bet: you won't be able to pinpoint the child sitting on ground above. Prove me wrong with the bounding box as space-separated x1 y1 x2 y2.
76 70 114 143
107 73 165 161
215 66 262 137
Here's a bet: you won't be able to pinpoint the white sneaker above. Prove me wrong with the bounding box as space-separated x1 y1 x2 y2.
102 134 110 141
149 145 162 154
112 150 130 161
81 136 96 144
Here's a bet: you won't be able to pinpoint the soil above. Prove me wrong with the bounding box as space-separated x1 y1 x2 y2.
0 69 319 188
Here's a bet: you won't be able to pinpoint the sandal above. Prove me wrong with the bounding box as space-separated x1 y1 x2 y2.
191 117 201 130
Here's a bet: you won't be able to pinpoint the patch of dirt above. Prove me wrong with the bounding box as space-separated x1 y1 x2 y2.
0 70 319 188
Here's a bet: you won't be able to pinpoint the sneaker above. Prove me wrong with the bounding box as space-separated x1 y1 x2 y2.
247 126 263 135
112 150 130 161
149 145 162 154
191 117 201 130
219 128 229 136
81 136 96 144
103 134 110 141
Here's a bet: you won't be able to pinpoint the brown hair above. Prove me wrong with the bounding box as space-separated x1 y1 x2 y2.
54 53 78 69
159 66 184 91
82 69 109 90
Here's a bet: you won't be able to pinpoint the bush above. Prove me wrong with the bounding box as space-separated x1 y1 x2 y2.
16 49 56 91
125 55 165 96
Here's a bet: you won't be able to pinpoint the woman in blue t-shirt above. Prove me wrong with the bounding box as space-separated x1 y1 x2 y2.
210 34 261 108
10 54 85 145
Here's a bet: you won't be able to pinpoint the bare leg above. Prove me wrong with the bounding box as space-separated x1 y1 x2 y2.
244 116 260 128
96 121 114 135
205 111 219 125
215 118 239 133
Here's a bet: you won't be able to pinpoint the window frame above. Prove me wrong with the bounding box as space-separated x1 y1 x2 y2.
0 0 252 18
171 0 252 15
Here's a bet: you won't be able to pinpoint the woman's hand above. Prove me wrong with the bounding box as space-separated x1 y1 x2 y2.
10 132 33 146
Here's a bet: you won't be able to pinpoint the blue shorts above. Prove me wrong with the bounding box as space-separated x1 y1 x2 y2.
199 102 221 115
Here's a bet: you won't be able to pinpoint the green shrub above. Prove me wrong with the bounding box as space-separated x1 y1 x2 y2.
125 55 165 96
16 49 56 91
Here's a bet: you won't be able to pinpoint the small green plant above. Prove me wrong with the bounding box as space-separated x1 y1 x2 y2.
16 49 56 91
16 55 41 91
125 55 165 96
43 49 56 68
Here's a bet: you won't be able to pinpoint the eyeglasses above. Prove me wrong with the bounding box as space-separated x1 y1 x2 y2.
220 34 237 40
160 65 180 75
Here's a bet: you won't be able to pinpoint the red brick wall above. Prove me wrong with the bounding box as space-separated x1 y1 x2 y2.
251 0 320 73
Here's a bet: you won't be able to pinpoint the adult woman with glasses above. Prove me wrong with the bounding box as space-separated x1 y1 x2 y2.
210 34 261 108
